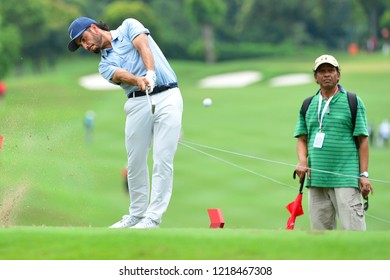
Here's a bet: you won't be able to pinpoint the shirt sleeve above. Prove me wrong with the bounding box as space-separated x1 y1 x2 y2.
294 110 308 137
353 96 369 136
122 18 150 41
99 60 118 85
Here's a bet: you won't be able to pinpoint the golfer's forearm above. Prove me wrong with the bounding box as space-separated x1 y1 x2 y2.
112 68 138 85
139 48 155 72
133 34 155 72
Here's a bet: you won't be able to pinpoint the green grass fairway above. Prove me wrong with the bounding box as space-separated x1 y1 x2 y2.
0 227 389 260
0 53 389 259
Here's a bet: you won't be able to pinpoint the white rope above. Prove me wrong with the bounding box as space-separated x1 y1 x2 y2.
179 141 297 191
179 139 390 225
180 140 390 185
365 213 390 224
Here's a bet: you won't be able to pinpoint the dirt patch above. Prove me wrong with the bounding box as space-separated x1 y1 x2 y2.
199 71 262 88
81 71 263 90
0 185 28 227
79 71 311 90
269 73 312 87
79 74 120 90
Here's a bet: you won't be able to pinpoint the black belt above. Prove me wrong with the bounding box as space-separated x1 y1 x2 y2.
127 82 178 98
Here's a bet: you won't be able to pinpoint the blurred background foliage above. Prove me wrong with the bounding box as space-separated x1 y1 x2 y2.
1 0 390 78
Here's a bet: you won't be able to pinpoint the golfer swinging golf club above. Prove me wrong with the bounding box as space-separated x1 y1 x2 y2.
67 17 183 229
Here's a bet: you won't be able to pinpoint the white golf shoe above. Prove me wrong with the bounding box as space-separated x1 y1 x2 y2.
131 217 159 229
109 215 142 228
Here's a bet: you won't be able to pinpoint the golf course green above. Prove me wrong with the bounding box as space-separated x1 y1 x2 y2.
0 53 389 259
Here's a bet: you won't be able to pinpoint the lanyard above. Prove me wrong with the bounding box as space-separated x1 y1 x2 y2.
317 94 333 132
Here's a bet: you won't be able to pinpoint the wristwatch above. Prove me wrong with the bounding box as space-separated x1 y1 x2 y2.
360 171 369 178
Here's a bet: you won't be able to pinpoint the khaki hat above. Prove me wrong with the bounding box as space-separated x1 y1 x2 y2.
313 54 339 71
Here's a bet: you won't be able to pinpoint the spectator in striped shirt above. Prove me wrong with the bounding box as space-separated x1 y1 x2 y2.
293 54 373 231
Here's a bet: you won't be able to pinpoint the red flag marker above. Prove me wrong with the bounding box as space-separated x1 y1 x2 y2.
0 135 3 152
286 172 305 230
207 208 225 228
286 193 304 229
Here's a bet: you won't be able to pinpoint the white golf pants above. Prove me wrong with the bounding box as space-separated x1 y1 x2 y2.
124 87 183 224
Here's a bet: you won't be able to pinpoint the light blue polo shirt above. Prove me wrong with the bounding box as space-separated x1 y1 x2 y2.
99 18 177 96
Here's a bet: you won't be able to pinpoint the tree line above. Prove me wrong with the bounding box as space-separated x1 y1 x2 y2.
1 0 389 79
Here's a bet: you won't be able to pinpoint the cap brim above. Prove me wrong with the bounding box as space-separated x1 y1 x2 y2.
67 29 85 52
68 40 80 52
314 62 339 71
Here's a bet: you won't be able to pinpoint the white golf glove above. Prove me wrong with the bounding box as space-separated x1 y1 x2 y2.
145 70 156 93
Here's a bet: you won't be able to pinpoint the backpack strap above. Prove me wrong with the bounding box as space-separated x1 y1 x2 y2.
346 91 359 149
300 95 314 121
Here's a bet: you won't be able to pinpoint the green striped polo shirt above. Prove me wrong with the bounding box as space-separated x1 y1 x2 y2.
294 86 368 188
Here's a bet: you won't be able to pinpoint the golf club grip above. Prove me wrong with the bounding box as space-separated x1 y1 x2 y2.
293 171 305 194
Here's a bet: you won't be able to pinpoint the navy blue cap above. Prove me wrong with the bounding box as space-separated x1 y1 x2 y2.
68 17 97 52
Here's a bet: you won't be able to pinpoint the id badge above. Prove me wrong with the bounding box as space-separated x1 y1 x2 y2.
313 132 325 148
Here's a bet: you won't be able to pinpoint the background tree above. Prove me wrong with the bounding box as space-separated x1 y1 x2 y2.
2 0 390 79
42 0 81 68
2 0 50 74
233 0 318 45
184 0 227 63
379 10 390 53
150 0 197 59
82 0 117 20
381 11 390 29
358 0 388 40
102 1 159 42
315 0 353 50
0 16 21 79
2 0 82 75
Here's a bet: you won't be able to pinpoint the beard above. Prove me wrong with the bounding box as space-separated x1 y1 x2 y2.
92 33 103 53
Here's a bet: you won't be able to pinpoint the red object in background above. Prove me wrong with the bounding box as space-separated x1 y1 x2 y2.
348 43 359 56
0 81 6 97
286 172 305 230
0 135 3 152
381 27 389 39
208 208 225 228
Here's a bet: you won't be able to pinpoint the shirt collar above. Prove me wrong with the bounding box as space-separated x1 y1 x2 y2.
315 84 346 96
101 30 122 57
338 84 346 93
110 30 119 41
